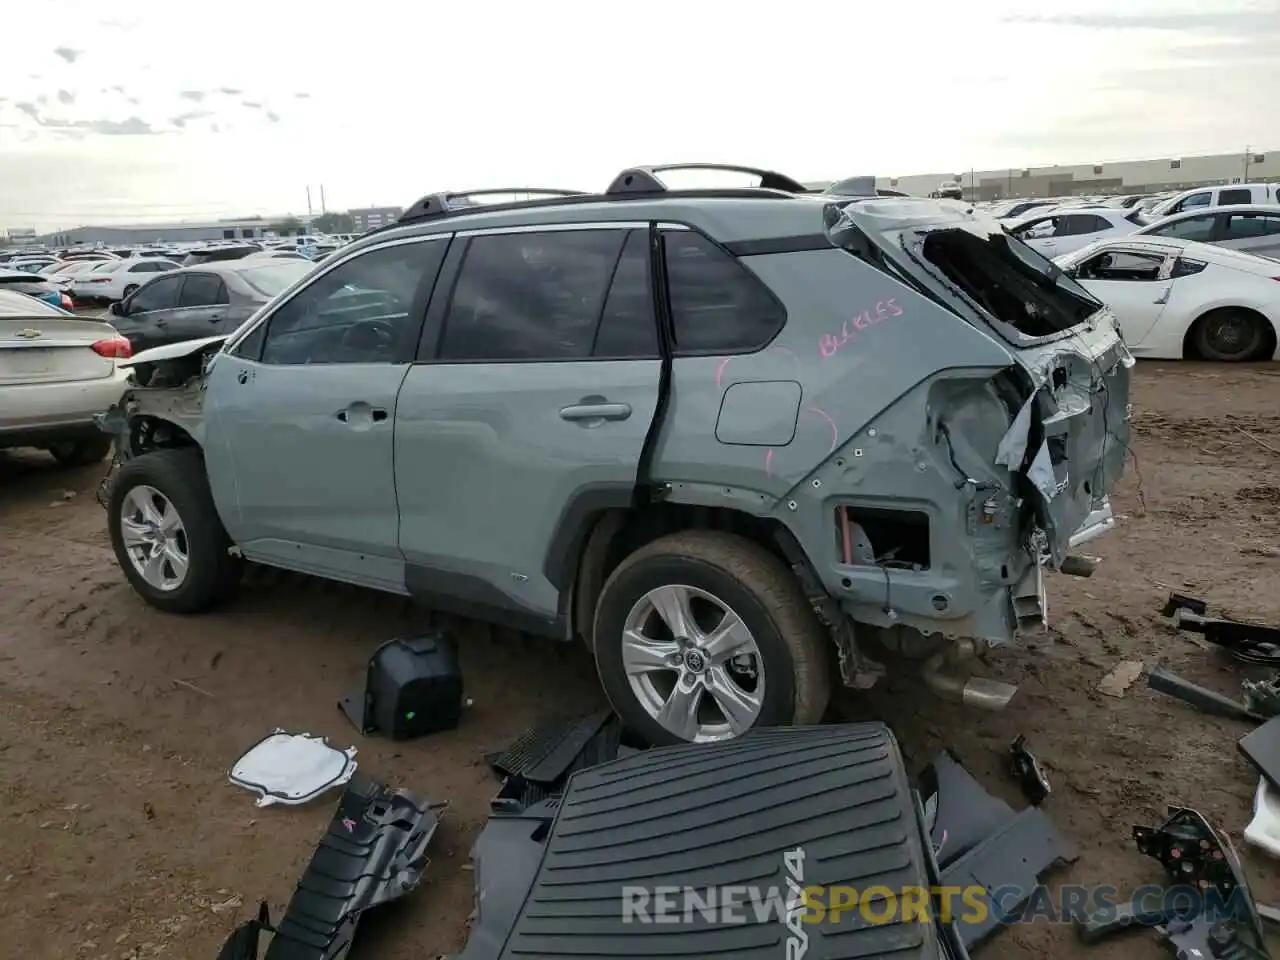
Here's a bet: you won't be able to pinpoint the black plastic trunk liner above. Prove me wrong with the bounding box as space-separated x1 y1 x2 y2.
460 723 943 960
218 775 440 960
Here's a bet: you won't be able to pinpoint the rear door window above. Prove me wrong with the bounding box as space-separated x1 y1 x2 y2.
1148 214 1217 242
593 229 659 359
662 230 785 354
1219 188 1252 205
1222 212 1280 239
439 229 626 361
178 273 229 307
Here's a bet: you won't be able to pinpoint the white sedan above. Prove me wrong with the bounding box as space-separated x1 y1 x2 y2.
1132 204 1280 260
1055 237 1279 362
1007 207 1144 258
70 257 182 304
0 288 131 464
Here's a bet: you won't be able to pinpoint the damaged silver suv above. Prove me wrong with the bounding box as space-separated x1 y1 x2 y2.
98 164 1132 746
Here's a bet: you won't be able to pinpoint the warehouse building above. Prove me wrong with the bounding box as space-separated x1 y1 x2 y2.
32 218 313 248
858 148 1280 201
348 206 404 232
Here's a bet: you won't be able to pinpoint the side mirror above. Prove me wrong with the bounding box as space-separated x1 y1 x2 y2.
110 301 124 317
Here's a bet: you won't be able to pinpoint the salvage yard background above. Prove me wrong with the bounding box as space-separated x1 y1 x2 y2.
2 362 1279 960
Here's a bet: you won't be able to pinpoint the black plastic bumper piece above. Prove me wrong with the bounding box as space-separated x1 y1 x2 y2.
218 775 440 960
459 722 943 960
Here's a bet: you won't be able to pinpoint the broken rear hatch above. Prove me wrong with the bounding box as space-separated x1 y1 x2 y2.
824 197 1133 566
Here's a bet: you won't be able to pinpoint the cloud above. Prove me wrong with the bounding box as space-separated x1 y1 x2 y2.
36 95 48 106
170 110 212 129
71 117 155 135
241 100 263 109
57 90 75 105
126 97 139 106
53 46 82 63
179 90 206 102
265 111 280 123
110 85 125 94
294 92 311 99
8 100 157 136
218 87 243 95
1005 10 1280 34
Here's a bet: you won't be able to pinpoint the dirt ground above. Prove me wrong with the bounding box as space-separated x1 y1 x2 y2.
2 361 1279 960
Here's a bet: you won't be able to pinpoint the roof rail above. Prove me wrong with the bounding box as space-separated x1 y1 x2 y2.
399 187 587 222
606 163 809 196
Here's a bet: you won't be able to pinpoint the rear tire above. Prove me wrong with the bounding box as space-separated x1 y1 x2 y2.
107 448 242 613
592 530 831 746
48 435 113 466
1193 308 1271 362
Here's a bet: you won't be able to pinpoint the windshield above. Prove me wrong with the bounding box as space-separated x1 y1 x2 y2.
237 261 312 297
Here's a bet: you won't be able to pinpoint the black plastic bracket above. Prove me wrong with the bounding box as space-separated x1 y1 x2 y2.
400 188 586 221
606 163 809 196
941 806 1079 950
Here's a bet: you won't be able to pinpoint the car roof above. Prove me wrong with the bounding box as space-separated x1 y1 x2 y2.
0 268 46 281
0 288 65 316
1137 203 1280 227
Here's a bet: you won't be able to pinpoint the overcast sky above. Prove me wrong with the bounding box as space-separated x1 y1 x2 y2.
1 0 1276 230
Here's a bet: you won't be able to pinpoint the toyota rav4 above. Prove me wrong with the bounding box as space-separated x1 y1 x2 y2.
97 164 1132 746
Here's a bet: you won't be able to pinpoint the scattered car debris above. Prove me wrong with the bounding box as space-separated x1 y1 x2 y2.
216 774 441 959
339 633 463 740
1245 778 1280 859
1243 677 1280 717
1145 664 1266 722
920 749 1077 950
228 731 357 808
1009 734 1051 805
1078 806 1270 958
1098 659 1145 698
1164 592 1280 665
1239 715 1280 790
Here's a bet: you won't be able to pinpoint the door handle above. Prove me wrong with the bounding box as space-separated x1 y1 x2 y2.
336 407 389 423
1153 290 1170 305
559 402 632 422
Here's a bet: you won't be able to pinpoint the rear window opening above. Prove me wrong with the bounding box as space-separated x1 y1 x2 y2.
835 506 931 570
920 228 1099 337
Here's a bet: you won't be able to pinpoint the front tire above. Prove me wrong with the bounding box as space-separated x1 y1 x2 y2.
592 530 831 746
107 448 242 613
48 435 113 466
1193 308 1271 362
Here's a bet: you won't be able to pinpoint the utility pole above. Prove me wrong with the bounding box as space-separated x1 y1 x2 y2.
320 184 327 215
1244 145 1252 182
305 186 313 217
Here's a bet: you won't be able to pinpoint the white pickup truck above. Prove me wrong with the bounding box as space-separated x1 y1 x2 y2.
1143 182 1280 222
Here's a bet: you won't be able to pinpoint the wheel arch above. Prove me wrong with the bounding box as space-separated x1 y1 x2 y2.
564 499 826 648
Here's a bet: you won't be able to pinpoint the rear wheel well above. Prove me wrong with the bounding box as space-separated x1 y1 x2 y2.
570 503 816 645
1182 306 1276 360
